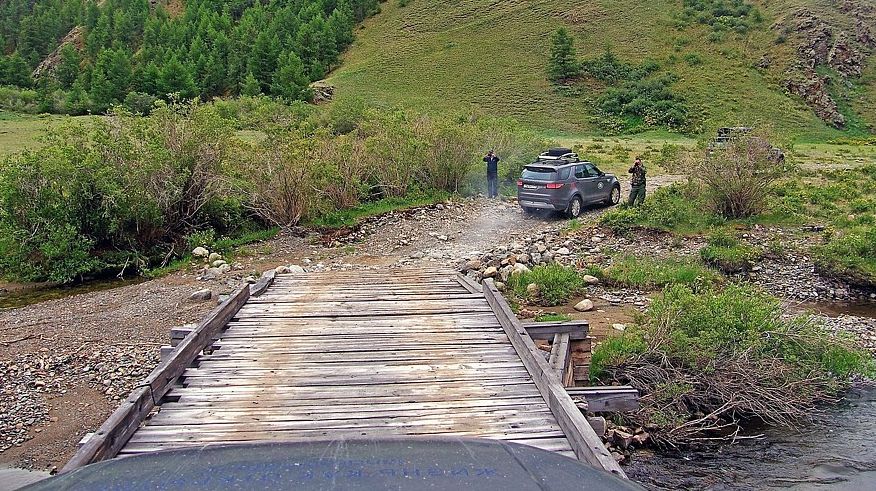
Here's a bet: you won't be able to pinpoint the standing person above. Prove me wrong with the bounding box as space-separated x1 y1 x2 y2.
628 157 646 206
483 150 500 198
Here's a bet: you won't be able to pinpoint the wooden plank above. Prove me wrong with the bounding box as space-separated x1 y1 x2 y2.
146 405 559 426
523 320 589 341
482 279 626 477
566 386 640 412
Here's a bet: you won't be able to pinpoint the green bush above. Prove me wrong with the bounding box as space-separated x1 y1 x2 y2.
591 283 873 444
596 255 720 290
699 231 759 273
0 101 247 282
679 0 761 35
507 264 586 306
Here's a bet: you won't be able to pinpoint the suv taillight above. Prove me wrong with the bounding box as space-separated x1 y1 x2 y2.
546 183 564 189
516 180 523 187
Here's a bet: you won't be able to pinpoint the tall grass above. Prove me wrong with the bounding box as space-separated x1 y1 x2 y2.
506 264 586 306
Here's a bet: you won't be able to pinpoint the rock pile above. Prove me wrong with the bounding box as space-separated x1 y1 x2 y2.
1 345 157 453
192 247 241 281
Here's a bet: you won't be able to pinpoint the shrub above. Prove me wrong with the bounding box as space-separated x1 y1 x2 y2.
0 101 244 282
507 264 586 306
591 284 872 445
699 231 760 273
690 130 787 218
595 75 692 131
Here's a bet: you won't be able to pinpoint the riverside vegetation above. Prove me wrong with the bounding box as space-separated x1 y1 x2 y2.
0 97 547 283
492 130 875 448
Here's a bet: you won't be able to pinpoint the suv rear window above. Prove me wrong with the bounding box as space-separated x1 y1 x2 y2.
522 167 557 180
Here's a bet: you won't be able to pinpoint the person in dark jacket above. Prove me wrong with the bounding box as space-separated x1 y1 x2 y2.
483 150 500 198
628 157 646 206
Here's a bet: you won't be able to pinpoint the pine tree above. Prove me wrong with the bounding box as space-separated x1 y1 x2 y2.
90 48 132 112
271 52 311 101
56 44 81 89
159 55 198 99
3 52 33 87
65 79 90 115
240 71 262 96
548 27 579 82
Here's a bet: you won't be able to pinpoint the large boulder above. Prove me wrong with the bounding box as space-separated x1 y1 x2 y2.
574 299 594 312
192 247 209 258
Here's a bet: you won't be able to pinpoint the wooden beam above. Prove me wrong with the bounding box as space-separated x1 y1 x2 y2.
522 320 589 340
249 269 276 297
62 285 251 473
455 273 483 294
566 386 640 412
548 333 571 385
482 280 626 477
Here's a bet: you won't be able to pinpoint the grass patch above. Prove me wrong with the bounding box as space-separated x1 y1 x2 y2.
306 192 450 229
815 227 876 286
534 312 573 322
591 283 873 445
595 255 720 290
599 183 722 235
507 264 586 307
699 231 760 273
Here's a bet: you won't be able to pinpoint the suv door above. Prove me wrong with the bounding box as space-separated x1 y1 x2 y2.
586 164 613 201
574 164 599 202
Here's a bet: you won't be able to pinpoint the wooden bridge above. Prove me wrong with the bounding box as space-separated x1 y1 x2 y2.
64 268 627 478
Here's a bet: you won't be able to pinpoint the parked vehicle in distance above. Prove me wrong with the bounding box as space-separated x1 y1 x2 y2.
710 127 785 164
516 148 621 218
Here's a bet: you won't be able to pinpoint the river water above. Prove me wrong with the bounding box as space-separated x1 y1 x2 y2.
0 277 145 311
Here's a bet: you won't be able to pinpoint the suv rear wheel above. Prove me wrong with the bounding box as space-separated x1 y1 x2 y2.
566 196 583 219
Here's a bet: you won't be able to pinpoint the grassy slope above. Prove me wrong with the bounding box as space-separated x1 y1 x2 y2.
329 0 873 140
0 112 81 157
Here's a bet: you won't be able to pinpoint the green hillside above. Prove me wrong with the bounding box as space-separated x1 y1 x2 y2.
328 0 876 139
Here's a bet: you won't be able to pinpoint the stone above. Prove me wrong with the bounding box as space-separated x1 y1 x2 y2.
189 289 212 301
192 247 209 257
531 253 542 264
202 267 223 280
591 236 603 243
211 259 227 268
288 265 305 273
518 253 531 264
208 252 222 263
536 243 547 253
582 275 600 285
483 266 498 278
612 323 627 331
574 299 594 312
217 263 232 274
526 283 540 296
556 247 571 255
275 265 291 274
512 263 530 275
495 282 505 291
465 259 483 271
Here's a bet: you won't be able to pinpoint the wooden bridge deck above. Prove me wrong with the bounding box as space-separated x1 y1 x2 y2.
65 268 624 477
123 270 575 457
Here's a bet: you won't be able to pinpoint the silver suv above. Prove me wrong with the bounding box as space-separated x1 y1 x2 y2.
516 148 621 218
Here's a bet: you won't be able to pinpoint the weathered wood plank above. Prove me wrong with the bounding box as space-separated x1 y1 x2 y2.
523 320 590 341
548 333 571 385
482 279 626 477
566 386 640 412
